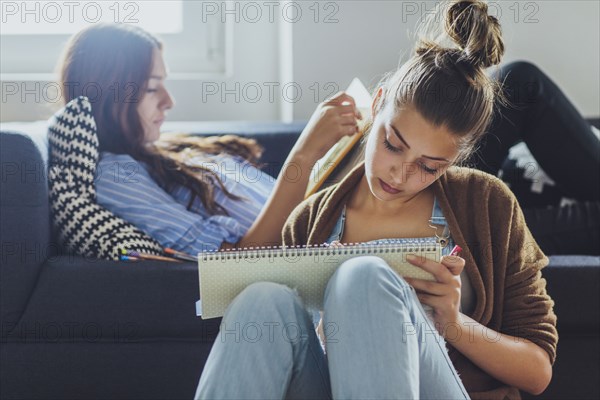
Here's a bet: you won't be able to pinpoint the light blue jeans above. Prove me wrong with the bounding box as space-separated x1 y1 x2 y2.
195 256 470 399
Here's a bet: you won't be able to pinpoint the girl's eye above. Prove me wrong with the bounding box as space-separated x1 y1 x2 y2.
383 136 439 175
421 164 438 175
383 137 402 153
146 89 158 93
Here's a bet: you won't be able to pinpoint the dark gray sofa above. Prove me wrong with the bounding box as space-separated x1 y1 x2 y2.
1 120 599 400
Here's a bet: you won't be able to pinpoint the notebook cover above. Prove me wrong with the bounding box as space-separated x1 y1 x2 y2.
197 240 440 319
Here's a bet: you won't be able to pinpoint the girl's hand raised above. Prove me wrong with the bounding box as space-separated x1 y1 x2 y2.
292 92 362 165
404 254 465 337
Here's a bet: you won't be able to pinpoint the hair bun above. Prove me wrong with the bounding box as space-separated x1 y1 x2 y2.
445 0 504 69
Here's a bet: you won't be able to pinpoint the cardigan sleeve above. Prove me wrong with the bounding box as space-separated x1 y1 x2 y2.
281 199 312 247
501 198 558 365
281 186 334 247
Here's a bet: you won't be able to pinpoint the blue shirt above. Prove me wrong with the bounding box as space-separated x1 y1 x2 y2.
325 195 452 248
95 152 275 255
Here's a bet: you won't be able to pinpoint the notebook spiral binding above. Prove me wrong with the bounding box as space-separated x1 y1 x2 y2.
199 237 439 261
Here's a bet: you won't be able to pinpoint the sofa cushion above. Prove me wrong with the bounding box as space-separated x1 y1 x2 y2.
4 256 221 341
47 96 164 260
544 255 600 333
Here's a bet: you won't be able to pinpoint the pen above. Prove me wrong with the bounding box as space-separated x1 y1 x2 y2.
121 249 182 263
449 245 462 257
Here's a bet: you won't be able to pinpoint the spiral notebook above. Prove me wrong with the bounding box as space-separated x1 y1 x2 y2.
197 238 441 319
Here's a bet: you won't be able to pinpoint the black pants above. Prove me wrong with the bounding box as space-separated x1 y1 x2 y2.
467 61 600 255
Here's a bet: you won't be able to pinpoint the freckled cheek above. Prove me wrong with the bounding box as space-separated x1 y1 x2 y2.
372 144 396 165
414 172 438 189
137 104 149 123
396 165 436 190
142 109 159 129
138 97 160 117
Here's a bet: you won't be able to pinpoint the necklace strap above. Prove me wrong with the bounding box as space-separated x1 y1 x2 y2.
428 221 451 248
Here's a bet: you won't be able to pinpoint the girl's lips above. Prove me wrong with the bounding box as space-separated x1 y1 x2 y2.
154 118 165 125
379 178 402 194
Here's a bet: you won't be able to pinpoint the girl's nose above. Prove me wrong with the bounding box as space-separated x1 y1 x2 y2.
392 162 419 184
162 88 175 110
390 165 405 185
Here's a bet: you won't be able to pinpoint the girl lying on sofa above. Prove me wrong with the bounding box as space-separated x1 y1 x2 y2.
57 23 362 255
194 0 558 399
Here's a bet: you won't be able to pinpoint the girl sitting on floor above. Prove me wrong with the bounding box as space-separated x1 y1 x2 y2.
195 1 557 399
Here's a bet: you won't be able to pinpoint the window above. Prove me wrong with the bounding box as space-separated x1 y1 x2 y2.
0 0 227 80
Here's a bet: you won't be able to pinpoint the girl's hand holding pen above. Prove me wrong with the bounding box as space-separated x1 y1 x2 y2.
318 242 462 346
404 246 465 336
292 91 363 165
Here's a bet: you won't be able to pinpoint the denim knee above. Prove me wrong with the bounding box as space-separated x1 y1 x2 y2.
225 281 307 323
235 281 301 309
220 282 313 346
325 256 411 300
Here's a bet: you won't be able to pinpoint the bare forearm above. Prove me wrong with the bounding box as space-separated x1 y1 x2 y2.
233 151 315 249
446 313 552 395
218 91 360 251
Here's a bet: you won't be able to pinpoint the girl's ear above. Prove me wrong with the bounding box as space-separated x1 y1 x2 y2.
371 87 385 119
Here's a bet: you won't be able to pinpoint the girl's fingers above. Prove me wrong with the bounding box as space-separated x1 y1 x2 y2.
406 254 454 283
325 94 362 120
415 292 441 308
339 114 358 126
440 255 466 276
325 92 356 108
405 277 446 296
335 103 362 119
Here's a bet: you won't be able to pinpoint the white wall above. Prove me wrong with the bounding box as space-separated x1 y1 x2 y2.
291 0 600 120
1 0 598 123
0 13 282 122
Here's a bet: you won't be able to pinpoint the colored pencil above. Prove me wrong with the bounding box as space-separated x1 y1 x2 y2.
120 255 141 262
164 248 198 262
122 249 182 263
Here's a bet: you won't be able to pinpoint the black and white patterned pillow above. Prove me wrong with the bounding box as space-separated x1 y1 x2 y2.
48 96 164 260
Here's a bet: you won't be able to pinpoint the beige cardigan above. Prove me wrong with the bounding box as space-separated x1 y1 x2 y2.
282 161 558 400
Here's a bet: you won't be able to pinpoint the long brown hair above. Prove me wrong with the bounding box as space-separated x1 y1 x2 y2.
363 0 510 166
58 23 263 215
